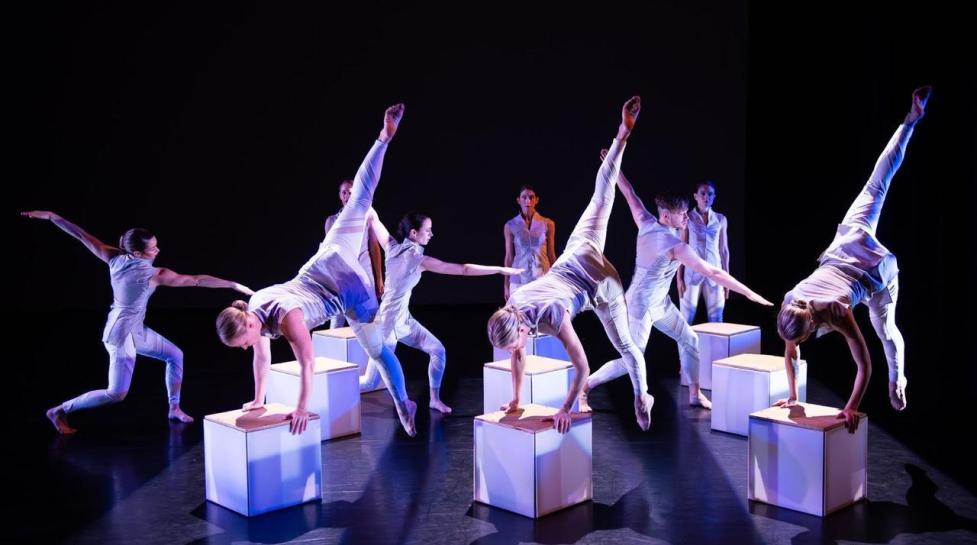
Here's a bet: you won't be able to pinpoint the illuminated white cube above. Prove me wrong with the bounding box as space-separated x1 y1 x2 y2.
312 327 384 392
711 353 808 436
687 322 761 390
492 333 569 362
204 403 322 517
483 356 577 414
748 403 867 516
266 357 361 441
474 404 592 518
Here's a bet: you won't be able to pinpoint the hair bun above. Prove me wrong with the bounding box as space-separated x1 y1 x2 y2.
231 300 249 311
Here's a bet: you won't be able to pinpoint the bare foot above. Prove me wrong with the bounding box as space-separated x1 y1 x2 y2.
168 406 195 423
429 399 452 414
690 390 712 410
46 406 76 434
889 379 908 411
622 96 641 131
396 399 418 437
578 387 593 413
379 103 405 142
634 392 655 431
905 86 931 125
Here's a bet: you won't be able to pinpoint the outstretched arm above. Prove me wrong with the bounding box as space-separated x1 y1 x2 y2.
421 256 522 277
501 347 527 412
718 215 730 298
552 317 588 434
368 228 385 298
672 243 772 305
600 149 655 227
243 336 272 411
366 208 392 251
155 268 253 294
677 225 689 298
835 310 871 433
22 211 119 263
503 224 515 300
280 309 316 435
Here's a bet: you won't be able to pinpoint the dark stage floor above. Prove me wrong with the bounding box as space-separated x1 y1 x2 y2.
9 307 977 545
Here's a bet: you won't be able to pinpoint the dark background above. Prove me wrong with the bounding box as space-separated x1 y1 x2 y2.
9 1 976 492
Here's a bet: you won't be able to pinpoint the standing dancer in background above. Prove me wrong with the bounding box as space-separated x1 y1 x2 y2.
677 180 730 323
503 186 556 300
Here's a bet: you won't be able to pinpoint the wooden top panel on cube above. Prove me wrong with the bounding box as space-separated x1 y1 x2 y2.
691 322 760 336
312 327 356 339
270 357 358 376
484 355 572 375
205 403 320 433
750 403 866 432
715 353 806 373
476 403 591 434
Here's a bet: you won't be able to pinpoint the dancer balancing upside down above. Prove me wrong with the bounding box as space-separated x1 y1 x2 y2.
216 104 421 436
21 211 253 434
359 210 522 413
503 185 556 300
583 156 771 412
488 96 657 433
776 86 931 433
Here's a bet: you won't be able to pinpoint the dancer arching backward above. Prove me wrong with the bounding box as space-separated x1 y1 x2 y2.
21 212 253 434
359 211 522 413
677 180 730 323
776 86 930 432
584 162 771 411
216 104 421 436
321 179 384 328
503 185 557 300
488 96 656 433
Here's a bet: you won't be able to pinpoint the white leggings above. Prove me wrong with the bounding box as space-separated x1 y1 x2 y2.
589 267 702 389
553 138 648 395
62 327 183 412
361 314 447 392
679 280 725 323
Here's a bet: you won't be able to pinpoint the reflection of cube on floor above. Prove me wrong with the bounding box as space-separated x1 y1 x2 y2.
492 333 569 362
204 403 322 517
748 403 867 517
687 322 761 390
265 357 361 441
474 404 592 518
712 354 808 436
483 356 577 414
312 327 384 392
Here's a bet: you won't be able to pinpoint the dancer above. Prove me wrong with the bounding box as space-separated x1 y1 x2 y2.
216 104 420 436
584 160 770 411
21 212 252 434
776 86 930 432
503 186 556 300
488 96 656 433
360 211 522 413
677 180 730 323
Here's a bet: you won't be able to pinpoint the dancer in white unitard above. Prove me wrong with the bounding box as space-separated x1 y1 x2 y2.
503 186 556 300
216 104 420 436
583 159 771 411
360 211 522 413
677 180 730 323
776 86 930 433
488 96 658 433
21 212 252 434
